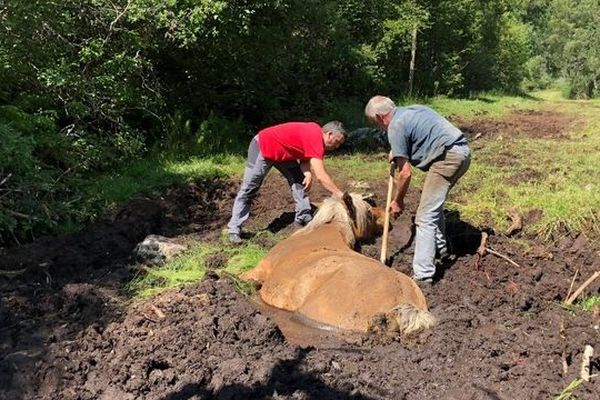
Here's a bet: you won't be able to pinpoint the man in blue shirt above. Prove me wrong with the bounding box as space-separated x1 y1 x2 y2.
365 96 471 284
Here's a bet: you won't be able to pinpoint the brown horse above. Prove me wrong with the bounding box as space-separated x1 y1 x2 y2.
242 193 435 336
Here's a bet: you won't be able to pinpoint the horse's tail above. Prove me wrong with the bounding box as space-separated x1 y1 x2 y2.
389 304 436 336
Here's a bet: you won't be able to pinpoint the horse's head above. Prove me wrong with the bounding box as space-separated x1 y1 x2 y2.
298 192 386 246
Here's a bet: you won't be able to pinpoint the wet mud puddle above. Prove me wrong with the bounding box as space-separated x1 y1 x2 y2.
253 298 362 348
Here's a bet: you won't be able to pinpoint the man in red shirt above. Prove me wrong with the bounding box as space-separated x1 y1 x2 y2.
227 121 346 244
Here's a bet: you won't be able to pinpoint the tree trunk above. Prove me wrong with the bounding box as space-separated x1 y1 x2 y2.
408 28 417 97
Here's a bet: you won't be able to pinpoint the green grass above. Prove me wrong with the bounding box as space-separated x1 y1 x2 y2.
87 153 244 205
327 154 389 182
223 243 267 275
128 242 213 298
577 295 600 312
424 92 541 119
128 240 267 299
555 378 584 400
325 89 600 243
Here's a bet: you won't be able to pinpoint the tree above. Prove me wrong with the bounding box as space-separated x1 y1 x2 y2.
545 0 600 98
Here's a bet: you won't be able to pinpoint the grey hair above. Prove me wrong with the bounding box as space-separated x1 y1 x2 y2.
364 96 396 120
322 120 346 138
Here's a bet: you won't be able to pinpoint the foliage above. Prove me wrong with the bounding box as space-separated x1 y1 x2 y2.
0 107 76 242
578 295 600 313
522 55 553 91
531 0 600 98
2 0 587 242
128 240 266 298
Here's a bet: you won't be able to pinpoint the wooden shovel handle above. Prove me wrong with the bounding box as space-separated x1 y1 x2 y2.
380 163 395 264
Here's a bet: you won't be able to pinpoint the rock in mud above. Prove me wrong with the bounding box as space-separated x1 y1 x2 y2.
133 235 187 266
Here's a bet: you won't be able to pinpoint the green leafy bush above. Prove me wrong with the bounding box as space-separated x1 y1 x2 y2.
523 55 553 91
1 0 560 242
0 118 66 242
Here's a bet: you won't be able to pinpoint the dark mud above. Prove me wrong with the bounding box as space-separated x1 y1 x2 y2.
452 109 581 140
2 132 600 399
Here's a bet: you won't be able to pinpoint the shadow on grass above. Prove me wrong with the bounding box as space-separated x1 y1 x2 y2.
266 211 296 233
473 96 497 104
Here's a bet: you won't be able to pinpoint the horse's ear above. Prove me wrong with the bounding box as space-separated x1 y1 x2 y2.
342 192 357 222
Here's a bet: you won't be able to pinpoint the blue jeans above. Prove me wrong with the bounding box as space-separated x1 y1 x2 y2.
413 143 471 280
227 136 312 235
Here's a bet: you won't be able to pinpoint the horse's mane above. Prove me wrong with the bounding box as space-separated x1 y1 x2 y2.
295 193 371 247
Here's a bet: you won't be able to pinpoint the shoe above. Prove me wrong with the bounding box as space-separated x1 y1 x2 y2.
229 233 243 245
436 248 456 265
293 218 312 229
411 275 434 287
295 217 312 227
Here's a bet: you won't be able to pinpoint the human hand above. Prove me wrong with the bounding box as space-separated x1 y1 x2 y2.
389 200 403 218
333 190 345 199
302 172 313 191
387 150 393 162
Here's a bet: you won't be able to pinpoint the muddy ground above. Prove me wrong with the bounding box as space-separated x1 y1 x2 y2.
451 109 582 141
1 110 599 399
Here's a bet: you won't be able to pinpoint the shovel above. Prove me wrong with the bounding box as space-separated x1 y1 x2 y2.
380 161 395 264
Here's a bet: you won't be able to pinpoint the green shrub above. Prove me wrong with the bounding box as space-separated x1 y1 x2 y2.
195 114 251 156
523 56 553 91
0 120 66 242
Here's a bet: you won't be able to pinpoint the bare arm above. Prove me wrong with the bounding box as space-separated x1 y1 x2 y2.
309 158 344 197
391 157 411 215
299 160 312 191
300 160 311 175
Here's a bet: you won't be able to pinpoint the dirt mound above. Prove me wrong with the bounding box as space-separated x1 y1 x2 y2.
24 241 600 399
33 278 297 400
453 109 581 140
1 157 600 399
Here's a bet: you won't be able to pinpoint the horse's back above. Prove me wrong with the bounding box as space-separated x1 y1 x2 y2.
297 255 427 331
245 223 429 332
256 224 353 310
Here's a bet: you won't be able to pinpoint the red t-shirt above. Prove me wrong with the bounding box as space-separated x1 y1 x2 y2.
258 122 324 162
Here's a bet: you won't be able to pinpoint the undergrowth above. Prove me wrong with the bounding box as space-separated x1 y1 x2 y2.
128 240 266 299
6 88 599 250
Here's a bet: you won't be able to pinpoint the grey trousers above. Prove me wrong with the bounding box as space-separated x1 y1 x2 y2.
227 136 312 235
413 143 471 279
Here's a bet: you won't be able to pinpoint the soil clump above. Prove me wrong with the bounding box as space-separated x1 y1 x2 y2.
1 121 599 399
452 109 581 140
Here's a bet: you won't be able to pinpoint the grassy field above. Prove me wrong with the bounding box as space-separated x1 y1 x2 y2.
439 89 600 240
331 89 600 240
125 88 600 299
